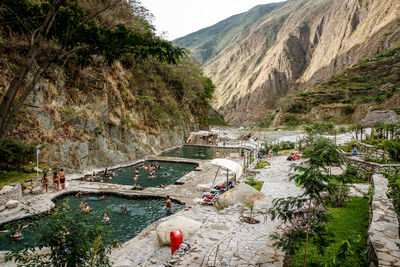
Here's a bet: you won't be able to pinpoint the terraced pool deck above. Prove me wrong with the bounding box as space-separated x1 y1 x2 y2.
0 157 223 226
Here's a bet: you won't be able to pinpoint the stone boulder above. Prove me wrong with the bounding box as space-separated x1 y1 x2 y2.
156 216 202 246
6 200 19 209
0 185 13 192
216 183 264 209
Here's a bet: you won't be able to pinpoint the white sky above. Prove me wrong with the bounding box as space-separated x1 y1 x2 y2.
140 0 286 40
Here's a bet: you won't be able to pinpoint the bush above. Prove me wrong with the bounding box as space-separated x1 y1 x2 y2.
0 140 37 170
255 161 270 169
259 141 295 154
5 204 114 266
325 180 350 207
384 169 400 217
382 139 400 161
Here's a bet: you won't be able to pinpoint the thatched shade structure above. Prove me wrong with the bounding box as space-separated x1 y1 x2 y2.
360 110 400 128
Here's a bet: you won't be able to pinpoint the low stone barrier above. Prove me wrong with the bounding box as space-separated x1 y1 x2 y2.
346 156 400 174
0 184 22 206
368 174 400 266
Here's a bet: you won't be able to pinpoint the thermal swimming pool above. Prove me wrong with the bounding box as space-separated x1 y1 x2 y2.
92 161 197 187
0 194 183 251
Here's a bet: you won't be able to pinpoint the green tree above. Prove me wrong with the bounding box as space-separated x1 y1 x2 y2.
0 0 185 146
268 137 345 266
5 205 114 266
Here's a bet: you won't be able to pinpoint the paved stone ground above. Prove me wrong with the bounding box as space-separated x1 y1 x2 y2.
0 143 381 267
151 156 304 267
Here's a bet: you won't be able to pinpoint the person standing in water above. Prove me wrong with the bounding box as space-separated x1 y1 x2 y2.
165 195 172 213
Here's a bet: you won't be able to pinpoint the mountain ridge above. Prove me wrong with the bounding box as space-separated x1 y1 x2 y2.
176 0 400 126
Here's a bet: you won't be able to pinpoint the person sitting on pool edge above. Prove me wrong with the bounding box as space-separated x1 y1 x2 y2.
132 183 142 190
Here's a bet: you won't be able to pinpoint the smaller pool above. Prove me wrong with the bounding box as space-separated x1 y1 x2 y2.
0 194 183 251
91 161 196 187
160 145 243 160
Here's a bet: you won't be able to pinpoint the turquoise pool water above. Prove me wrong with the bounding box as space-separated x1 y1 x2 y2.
0 194 183 251
93 161 196 187
160 145 243 160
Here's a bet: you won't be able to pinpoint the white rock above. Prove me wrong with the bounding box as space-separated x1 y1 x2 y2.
216 183 264 209
156 216 202 246
0 185 13 192
5 200 19 209
0 205 6 212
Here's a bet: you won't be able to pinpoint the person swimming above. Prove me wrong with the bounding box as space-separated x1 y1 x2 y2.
163 172 167 178
103 213 110 223
169 167 173 172
81 202 90 213
121 205 127 214
92 195 105 201
165 195 172 213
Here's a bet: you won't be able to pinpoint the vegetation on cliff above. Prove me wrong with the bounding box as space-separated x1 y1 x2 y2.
277 43 400 126
0 0 215 171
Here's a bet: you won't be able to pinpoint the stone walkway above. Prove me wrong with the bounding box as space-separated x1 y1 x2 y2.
157 156 303 267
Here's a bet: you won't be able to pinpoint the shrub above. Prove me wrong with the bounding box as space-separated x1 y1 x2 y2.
0 140 37 170
259 141 295 154
5 204 114 266
325 180 350 207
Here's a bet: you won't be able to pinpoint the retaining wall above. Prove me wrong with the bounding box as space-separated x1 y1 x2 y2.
346 156 400 174
368 174 400 266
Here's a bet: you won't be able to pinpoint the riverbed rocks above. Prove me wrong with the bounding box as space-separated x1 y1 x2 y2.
156 216 202 246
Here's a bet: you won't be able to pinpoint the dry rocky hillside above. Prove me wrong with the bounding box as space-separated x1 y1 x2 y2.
175 0 400 126
0 1 213 172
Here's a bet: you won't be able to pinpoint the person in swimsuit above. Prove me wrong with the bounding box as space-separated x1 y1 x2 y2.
59 169 66 190
53 172 59 191
41 173 48 193
121 205 127 214
165 195 172 213
103 213 110 223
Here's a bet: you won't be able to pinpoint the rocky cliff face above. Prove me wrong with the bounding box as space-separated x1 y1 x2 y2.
3 61 192 172
175 0 400 126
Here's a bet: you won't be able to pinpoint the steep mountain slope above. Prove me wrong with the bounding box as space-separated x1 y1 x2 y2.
276 43 400 126
176 0 400 126
0 1 213 172
174 2 285 64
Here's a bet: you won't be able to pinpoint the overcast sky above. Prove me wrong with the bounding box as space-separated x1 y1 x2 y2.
140 0 286 40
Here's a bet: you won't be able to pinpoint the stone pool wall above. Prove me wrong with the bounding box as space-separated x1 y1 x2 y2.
368 174 400 266
346 156 400 174
0 184 22 206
